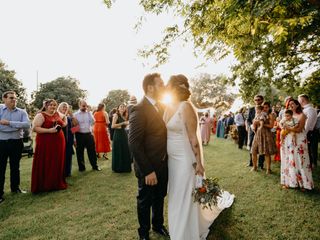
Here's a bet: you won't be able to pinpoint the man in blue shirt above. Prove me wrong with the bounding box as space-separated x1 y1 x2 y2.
0 91 30 204
74 99 101 172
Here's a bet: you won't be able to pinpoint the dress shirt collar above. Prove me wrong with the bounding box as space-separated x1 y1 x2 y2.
303 103 312 109
145 96 157 106
1 105 17 111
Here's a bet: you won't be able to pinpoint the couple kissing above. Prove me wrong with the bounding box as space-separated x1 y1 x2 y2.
129 73 234 240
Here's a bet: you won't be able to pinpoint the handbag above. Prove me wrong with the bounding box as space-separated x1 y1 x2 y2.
71 125 80 134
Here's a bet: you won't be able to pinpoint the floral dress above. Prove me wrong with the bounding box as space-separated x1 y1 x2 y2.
280 117 314 189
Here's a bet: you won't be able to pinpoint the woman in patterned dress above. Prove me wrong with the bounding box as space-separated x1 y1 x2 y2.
251 102 277 174
280 99 314 190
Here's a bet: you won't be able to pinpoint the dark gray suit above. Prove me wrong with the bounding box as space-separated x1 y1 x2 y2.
129 97 168 238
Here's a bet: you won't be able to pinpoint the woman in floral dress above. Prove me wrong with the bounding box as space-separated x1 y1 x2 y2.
280 99 314 190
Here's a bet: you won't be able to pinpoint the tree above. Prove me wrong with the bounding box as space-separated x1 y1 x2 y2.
31 76 87 110
101 89 130 112
105 0 320 103
190 73 236 112
298 69 320 106
0 61 28 108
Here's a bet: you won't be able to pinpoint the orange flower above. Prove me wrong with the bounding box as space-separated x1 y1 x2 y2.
199 187 206 193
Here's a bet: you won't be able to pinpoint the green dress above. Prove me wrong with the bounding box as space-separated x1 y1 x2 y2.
112 115 131 173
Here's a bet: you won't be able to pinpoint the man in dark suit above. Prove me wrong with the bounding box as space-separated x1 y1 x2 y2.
129 73 169 240
247 95 265 168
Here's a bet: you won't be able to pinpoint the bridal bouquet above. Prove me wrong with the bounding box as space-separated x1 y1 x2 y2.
192 175 221 210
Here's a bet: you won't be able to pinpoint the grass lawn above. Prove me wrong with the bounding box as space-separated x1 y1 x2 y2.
0 137 319 240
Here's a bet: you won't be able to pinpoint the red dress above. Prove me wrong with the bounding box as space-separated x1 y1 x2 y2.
93 111 111 153
31 112 67 193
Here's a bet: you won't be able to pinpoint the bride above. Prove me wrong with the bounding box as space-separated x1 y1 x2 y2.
164 74 234 240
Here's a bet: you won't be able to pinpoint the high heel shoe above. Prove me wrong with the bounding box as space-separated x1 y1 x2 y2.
103 154 109 160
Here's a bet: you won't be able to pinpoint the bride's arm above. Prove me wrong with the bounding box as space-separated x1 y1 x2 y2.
182 102 205 176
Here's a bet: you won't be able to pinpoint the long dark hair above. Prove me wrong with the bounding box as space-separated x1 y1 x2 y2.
289 99 303 114
262 102 272 114
116 104 128 120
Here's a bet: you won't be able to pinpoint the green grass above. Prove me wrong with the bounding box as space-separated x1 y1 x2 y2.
0 137 319 240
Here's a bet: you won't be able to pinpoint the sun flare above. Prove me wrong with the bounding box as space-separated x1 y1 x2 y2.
161 93 173 105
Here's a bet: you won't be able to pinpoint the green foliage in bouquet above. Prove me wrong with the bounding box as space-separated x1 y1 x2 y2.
192 177 222 210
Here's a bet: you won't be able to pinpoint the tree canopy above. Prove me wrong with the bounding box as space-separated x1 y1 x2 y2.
0 61 28 108
190 73 235 112
105 0 320 103
31 76 87 110
101 89 130 112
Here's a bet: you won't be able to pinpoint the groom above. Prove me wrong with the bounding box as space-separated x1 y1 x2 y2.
129 73 169 240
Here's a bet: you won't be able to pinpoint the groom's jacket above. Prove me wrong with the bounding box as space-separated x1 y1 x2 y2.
129 97 168 178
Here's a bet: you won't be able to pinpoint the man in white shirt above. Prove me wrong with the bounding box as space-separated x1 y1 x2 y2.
74 100 101 172
298 94 318 167
235 108 247 149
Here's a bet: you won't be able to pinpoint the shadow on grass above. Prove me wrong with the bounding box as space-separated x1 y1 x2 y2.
207 206 234 240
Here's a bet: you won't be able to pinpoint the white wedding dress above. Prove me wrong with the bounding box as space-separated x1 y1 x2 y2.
166 102 234 240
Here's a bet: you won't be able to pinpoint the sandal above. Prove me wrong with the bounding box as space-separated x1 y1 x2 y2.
103 154 109 160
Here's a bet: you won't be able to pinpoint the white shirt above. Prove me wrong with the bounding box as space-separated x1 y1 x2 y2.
74 110 95 133
145 96 158 111
302 104 317 132
235 113 245 126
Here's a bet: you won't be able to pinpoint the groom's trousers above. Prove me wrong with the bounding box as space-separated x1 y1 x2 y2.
137 165 168 237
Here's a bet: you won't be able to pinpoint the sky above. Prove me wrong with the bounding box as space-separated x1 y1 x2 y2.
0 0 236 106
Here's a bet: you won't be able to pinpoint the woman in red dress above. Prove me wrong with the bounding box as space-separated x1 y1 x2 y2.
31 99 67 193
93 103 111 159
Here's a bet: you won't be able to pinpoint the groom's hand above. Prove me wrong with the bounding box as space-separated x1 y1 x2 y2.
145 171 158 186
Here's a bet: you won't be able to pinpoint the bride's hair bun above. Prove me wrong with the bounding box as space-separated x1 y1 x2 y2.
168 74 191 101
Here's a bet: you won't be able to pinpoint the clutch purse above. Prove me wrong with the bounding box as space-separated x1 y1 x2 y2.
71 125 80 134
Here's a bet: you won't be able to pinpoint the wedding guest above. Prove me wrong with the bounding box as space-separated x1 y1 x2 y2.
251 102 277 174
216 115 225 138
235 108 246 149
31 99 67 193
108 108 117 141
298 94 318 167
211 114 217 134
93 103 111 160
127 95 137 118
0 91 30 203
127 96 138 163
111 104 131 173
224 113 234 138
57 102 75 177
74 100 101 172
280 99 313 190
247 95 265 168
200 112 212 145
278 96 293 120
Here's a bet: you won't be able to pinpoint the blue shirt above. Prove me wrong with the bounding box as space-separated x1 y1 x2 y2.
74 110 94 133
0 105 31 140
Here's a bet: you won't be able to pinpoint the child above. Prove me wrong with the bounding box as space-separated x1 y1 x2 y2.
280 109 298 145
251 105 267 132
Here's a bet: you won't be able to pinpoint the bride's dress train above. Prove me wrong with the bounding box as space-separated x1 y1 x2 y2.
166 102 234 240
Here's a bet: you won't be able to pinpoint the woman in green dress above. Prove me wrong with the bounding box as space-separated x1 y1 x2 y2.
111 104 131 173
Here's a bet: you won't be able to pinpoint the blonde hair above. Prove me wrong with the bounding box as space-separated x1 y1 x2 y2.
57 102 69 114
